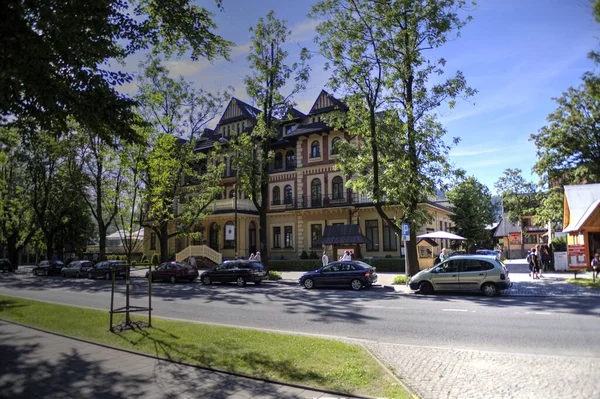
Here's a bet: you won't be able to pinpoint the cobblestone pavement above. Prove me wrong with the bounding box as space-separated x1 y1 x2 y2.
368 342 600 399
504 276 600 297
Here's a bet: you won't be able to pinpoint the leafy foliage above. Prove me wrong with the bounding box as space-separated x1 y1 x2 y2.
1 0 232 143
310 0 475 274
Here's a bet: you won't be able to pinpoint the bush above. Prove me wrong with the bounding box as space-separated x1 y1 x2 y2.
362 258 405 273
268 259 322 272
308 251 319 259
552 236 567 252
392 275 408 285
385 254 393 259
300 250 309 259
267 270 282 281
151 254 159 266
140 254 147 264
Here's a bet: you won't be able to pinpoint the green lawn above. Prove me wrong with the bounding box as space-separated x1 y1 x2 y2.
566 278 600 290
0 295 410 398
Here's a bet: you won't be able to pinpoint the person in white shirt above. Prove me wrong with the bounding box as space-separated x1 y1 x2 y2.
322 251 329 266
254 252 261 262
189 256 196 268
341 250 351 261
248 253 255 261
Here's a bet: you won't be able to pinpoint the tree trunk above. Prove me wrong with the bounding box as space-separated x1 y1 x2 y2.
98 224 107 261
6 235 20 266
159 224 170 262
45 235 53 261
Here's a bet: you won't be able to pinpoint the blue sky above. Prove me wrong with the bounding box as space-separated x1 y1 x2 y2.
121 0 599 193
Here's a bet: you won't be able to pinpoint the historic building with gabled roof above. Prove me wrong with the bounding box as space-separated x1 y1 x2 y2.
143 90 454 268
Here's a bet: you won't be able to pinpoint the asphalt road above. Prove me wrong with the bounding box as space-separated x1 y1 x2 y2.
1 271 599 359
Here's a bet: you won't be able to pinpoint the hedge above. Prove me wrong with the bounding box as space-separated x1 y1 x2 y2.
268 258 405 273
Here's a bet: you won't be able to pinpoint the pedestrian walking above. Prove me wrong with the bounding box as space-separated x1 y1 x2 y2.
321 251 329 266
592 253 600 282
531 248 540 279
341 250 351 261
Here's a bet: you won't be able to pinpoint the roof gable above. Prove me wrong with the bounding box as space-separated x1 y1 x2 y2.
217 98 261 126
308 90 348 115
563 183 600 231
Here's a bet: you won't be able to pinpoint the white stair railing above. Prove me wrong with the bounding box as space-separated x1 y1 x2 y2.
176 245 222 265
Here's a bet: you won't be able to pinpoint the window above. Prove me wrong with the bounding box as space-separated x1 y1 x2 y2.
311 178 322 206
284 185 293 204
273 227 281 248
227 125 230 136
311 224 322 248
332 176 344 200
462 259 484 272
331 137 340 155
310 140 320 158
439 260 460 273
150 233 156 250
522 218 532 227
242 122 245 131
237 123 240 134
285 150 295 169
274 153 283 169
524 234 537 244
284 226 293 248
366 220 379 251
383 223 397 251
223 221 234 249
229 189 235 198
272 186 280 205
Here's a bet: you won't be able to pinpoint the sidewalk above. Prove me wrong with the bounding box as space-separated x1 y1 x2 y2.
0 320 346 399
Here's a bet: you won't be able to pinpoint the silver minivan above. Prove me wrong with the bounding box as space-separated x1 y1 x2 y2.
408 255 511 296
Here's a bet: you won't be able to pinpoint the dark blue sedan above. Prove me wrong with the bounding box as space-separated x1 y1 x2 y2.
298 261 378 291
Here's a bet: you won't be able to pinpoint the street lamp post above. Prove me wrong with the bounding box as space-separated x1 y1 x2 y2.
234 183 238 259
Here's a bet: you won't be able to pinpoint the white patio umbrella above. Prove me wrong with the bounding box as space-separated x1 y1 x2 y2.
417 231 466 240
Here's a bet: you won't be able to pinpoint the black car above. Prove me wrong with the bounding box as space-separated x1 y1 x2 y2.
298 261 378 291
87 260 127 280
61 260 93 278
200 260 266 287
33 260 65 276
0 259 14 272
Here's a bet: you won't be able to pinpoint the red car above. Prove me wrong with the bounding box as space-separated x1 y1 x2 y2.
146 262 199 283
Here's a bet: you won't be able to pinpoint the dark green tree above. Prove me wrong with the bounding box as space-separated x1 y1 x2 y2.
1 0 231 143
447 176 495 252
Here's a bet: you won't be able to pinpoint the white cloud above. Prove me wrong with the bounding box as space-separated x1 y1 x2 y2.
450 145 514 157
288 19 318 43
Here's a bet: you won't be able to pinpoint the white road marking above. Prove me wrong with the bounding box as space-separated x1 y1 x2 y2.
442 308 468 312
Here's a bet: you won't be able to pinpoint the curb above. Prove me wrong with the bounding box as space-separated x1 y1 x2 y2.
361 343 420 399
0 317 375 399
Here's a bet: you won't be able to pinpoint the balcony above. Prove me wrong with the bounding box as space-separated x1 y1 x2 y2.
268 164 296 173
283 194 373 210
212 198 257 213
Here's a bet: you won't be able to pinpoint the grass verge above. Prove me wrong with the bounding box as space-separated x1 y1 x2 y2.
566 278 600 290
0 295 409 398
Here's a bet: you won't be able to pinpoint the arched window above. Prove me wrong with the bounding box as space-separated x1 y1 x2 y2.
274 152 283 169
310 141 320 158
331 137 341 155
229 189 236 198
285 150 295 169
311 178 322 207
332 176 344 200
224 221 234 249
272 186 281 205
284 185 293 204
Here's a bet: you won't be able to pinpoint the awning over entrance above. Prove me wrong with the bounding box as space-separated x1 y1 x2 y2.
315 224 369 246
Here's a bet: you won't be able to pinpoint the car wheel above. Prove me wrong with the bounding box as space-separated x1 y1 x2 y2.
201 276 211 285
303 278 314 289
105 272 110 280
170 275 177 284
481 282 498 297
76 272 80 278
419 281 434 295
350 279 363 291
88 272 93 279
236 276 246 287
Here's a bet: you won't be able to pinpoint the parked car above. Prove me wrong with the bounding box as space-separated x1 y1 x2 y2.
476 249 501 259
146 261 199 283
408 255 511 297
0 258 14 272
200 260 266 286
61 260 93 278
32 260 65 276
298 261 378 291
87 260 127 280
